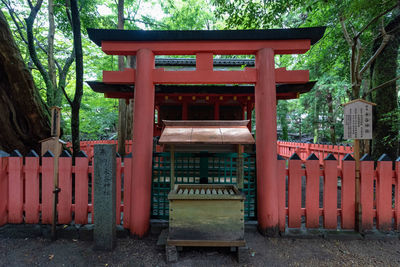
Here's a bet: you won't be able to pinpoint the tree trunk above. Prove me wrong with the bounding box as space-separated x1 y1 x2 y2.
326 90 336 144
70 0 83 156
371 13 400 160
277 101 288 140
47 0 61 107
313 95 320 143
0 10 50 154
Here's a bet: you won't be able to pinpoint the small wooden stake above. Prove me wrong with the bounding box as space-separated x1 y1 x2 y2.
50 106 61 240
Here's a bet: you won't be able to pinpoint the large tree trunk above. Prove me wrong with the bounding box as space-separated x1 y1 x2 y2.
70 0 83 156
326 90 336 144
0 10 50 154
117 0 134 156
371 13 400 160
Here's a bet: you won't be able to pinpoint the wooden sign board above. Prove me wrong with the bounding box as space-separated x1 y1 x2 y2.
343 99 375 140
51 106 61 137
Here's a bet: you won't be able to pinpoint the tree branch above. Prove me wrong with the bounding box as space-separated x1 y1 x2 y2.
340 16 353 46
355 3 398 39
363 75 400 98
58 51 75 106
359 33 392 76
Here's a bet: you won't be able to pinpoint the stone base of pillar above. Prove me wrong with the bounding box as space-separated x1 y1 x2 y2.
258 225 280 237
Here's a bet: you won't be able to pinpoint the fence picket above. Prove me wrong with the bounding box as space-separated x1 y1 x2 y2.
396 158 400 230
376 155 392 231
8 150 23 223
305 153 319 228
58 151 73 224
0 151 9 226
24 150 40 223
323 154 337 229
41 151 55 224
341 154 355 229
75 151 89 224
116 155 122 225
277 155 286 231
288 153 302 228
360 154 374 230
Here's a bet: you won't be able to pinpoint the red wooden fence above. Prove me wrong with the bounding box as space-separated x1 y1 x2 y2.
277 141 353 168
0 150 129 228
0 149 398 232
69 140 352 164
66 140 133 160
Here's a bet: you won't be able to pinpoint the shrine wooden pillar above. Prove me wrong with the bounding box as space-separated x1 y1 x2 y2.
246 103 252 131
255 48 279 235
214 102 220 120
130 48 155 237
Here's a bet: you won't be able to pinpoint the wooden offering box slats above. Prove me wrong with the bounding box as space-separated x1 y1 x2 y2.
168 184 245 247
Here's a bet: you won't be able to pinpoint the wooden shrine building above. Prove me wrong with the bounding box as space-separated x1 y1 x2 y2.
87 27 325 237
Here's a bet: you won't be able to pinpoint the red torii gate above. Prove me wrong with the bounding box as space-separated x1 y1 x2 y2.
88 27 325 237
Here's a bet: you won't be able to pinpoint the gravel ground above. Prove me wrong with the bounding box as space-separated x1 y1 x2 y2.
1 230 400 267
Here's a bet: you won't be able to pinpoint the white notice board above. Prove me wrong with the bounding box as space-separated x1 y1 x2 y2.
343 100 374 140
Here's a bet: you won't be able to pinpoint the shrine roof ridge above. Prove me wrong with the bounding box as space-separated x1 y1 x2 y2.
87 27 326 47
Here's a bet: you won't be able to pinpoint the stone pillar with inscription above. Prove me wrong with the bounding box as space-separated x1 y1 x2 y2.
93 144 116 250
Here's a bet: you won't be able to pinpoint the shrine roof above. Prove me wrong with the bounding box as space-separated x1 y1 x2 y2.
87 27 326 47
159 120 255 145
86 81 316 98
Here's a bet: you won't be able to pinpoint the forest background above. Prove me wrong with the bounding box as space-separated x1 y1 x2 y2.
1 0 400 160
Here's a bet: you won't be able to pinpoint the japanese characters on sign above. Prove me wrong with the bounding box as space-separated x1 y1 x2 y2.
343 100 374 140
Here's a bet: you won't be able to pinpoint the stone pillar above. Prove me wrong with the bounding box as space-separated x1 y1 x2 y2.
255 48 279 236
94 144 116 250
130 48 155 237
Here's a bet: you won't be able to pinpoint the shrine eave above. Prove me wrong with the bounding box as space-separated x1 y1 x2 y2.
86 81 316 100
87 27 326 47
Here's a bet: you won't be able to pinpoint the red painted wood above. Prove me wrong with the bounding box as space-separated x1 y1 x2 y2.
41 156 54 224
102 39 311 55
341 159 355 229
103 68 135 84
214 102 220 120
305 158 320 228
103 67 309 85
360 160 374 230
116 157 122 224
24 156 40 223
255 48 278 232
323 158 338 229
8 156 23 223
376 160 392 230
277 158 286 231
288 157 302 228
130 49 155 236
58 156 72 224
153 68 256 84
123 157 132 228
196 53 213 70
74 156 89 224
395 161 400 230
0 156 8 226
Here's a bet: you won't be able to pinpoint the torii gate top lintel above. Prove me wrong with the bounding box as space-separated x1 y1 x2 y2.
87 27 325 55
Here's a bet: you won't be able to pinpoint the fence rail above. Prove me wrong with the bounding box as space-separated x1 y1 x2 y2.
277 141 353 168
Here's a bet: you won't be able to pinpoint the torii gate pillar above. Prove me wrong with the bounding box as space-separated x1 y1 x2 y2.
129 49 155 237
255 48 279 235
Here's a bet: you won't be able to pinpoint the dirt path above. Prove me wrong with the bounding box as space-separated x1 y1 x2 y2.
1 231 399 266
